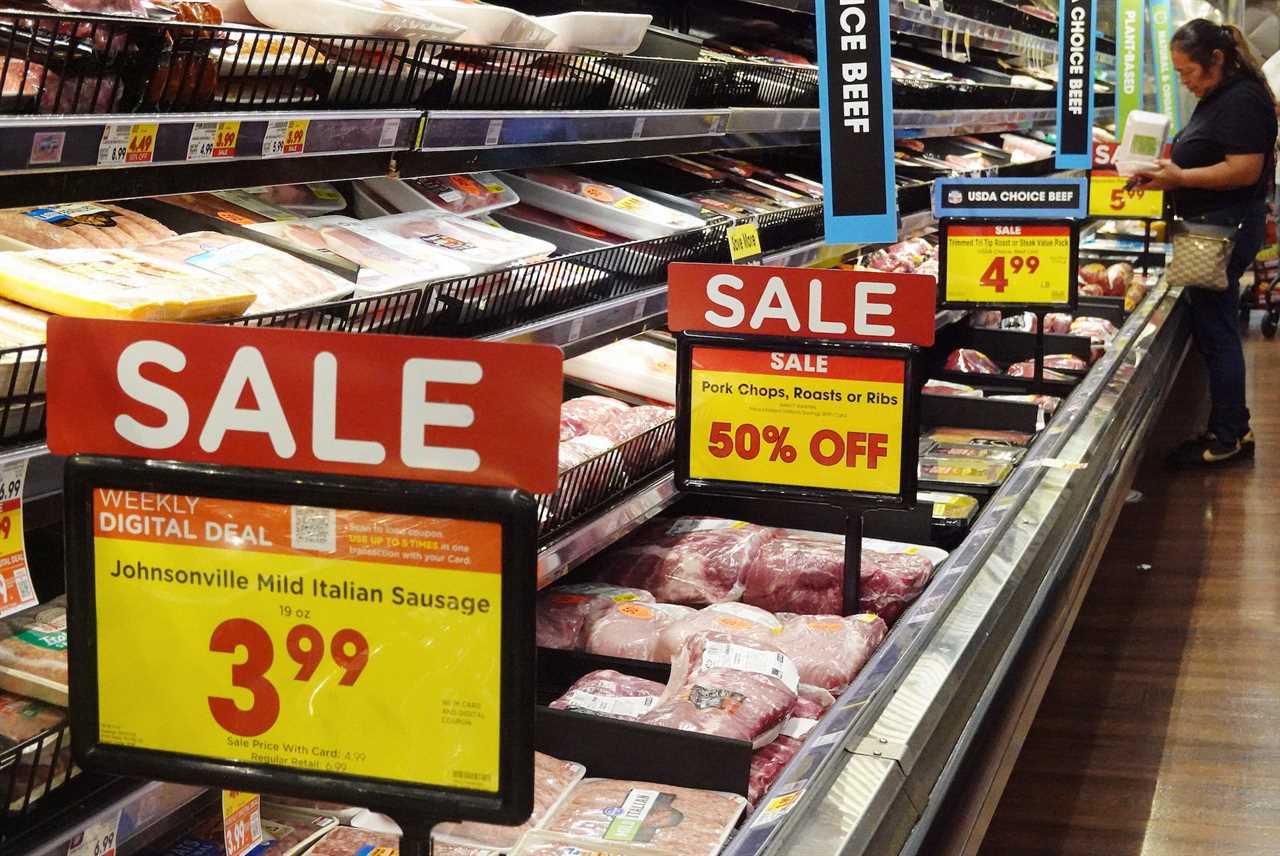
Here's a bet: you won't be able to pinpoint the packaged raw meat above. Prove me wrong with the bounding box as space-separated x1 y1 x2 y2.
536 584 655 650
548 669 667 719
694 189 787 216
1069 316 1119 342
1125 281 1149 312
771 614 886 693
989 394 1062 417
741 531 842 615
0 598 66 706
593 516 775 606
360 174 519 217
540 778 747 855
970 310 1003 328
387 0 555 47
299 826 400 856
641 631 799 747
365 211 555 273
1005 360 1071 381
0 246 257 322
243 0 468 43
925 427 1032 447
599 405 675 445
654 602 781 662
491 203 629 254
999 311 1038 332
0 204 175 250
560 395 630 441
434 752 586 850
558 434 615 473
0 299 49 348
0 690 63 749
926 444 1025 464
233 184 346 218
943 348 1000 374
563 339 677 404
1078 262 1108 288
1079 281 1105 297
923 380 983 398
1044 313 1074 335
745 687 833 807
861 547 936 623
250 215 471 294
511 836 631 856
215 31 326 73
920 457 1012 489
580 602 692 661
138 231 354 314
157 192 289 226
1104 262 1134 296
501 170 705 241
538 11 652 54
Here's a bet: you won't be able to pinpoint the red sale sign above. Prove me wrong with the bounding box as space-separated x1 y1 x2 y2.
47 319 562 493
667 263 937 345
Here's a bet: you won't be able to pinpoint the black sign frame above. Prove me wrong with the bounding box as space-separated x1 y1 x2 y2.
674 332 919 510
937 218 1081 312
65 455 536 827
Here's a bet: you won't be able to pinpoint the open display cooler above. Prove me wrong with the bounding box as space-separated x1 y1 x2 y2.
0 1 1185 855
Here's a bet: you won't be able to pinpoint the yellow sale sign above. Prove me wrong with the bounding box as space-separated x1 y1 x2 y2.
1088 173 1164 219
92 491 503 793
688 346 906 496
944 223 1073 305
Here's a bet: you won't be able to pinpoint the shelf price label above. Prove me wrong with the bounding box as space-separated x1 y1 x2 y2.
221 791 263 856
188 121 241 161
684 345 911 499
1088 173 1164 219
97 123 157 167
941 222 1075 307
66 808 122 856
0 459 32 618
89 491 505 792
263 119 309 157
727 222 762 263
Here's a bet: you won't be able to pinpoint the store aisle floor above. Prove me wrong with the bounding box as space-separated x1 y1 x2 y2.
978 317 1280 856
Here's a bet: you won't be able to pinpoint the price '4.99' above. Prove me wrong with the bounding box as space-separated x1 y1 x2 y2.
209 619 369 738
980 255 1041 293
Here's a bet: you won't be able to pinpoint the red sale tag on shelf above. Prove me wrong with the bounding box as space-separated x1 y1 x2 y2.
222 791 262 856
67 809 121 856
0 459 32 618
45 320 563 493
668 263 937 345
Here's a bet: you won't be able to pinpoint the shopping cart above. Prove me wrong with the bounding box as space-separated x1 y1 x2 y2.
1243 209 1280 336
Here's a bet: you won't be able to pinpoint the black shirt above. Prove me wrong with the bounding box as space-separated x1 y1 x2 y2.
1170 75 1277 218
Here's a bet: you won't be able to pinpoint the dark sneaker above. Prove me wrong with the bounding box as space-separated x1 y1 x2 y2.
1167 432 1245 467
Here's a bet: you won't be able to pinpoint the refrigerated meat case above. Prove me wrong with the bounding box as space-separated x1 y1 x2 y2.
0 4 1161 855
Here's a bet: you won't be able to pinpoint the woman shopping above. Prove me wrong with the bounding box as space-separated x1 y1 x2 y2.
1136 19 1278 466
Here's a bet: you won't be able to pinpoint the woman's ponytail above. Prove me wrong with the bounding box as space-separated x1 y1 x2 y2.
1222 23 1275 101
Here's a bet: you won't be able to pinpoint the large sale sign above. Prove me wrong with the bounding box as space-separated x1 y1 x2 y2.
46 319 562 493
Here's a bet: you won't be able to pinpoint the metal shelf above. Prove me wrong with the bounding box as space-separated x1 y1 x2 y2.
890 0 1058 59
895 107 1055 139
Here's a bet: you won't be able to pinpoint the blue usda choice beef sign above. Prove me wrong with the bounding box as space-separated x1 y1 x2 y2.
817 0 897 243
1056 0 1096 168
933 177 1088 220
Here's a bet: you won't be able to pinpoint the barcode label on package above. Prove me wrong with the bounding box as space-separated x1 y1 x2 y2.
562 691 658 718
700 640 800 692
290 506 336 553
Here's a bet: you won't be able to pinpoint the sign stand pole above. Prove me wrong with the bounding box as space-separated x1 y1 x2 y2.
840 509 865 616
1033 309 1047 387
398 820 436 856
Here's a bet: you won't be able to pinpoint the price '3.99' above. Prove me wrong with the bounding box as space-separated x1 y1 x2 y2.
209 619 369 737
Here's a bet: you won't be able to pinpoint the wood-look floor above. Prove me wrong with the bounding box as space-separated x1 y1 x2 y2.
978 315 1280 856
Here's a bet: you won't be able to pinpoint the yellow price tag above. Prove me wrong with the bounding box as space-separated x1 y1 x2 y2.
944 223 1073 305
221 791 262 856
212 121 240 158
688 346 905 496
92 491 503 793
1088 173 1164 219
727 222 763 262
614 195 645 212
283 119 309 154
125 123 158 164
0 459 32 617
311 185 344 202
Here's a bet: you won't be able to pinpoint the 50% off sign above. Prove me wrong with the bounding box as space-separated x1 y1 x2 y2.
686 346 907 497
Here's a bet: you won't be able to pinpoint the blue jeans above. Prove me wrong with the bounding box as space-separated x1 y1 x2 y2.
1184 199 1266 442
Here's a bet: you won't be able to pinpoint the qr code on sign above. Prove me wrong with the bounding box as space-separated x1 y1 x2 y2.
291 506 336 553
